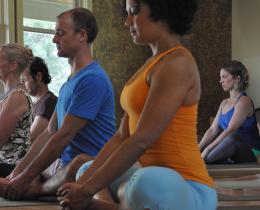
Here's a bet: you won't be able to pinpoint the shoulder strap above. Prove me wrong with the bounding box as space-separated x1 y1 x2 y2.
144 45 186 75
234 92 246 105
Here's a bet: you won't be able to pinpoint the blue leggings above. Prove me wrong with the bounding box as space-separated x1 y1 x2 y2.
77 161 217 210
204 133 257 164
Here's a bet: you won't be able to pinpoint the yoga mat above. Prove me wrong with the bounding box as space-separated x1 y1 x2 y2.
0 197 57 207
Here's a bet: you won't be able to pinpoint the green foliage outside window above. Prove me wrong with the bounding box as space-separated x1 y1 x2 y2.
23 18 70 96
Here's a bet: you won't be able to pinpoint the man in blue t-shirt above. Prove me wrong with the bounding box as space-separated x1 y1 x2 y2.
0 8 116 199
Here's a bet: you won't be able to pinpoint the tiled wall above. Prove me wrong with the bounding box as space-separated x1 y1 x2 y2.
191 0 231 136
92 0 151 126
92 0 231 136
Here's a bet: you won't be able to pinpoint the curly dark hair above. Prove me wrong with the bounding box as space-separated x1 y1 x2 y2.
222 60 249 91
123 0 198 35
29 56 51 85
58 8 98 44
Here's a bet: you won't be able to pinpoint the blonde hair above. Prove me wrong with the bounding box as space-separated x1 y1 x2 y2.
0 43 33 73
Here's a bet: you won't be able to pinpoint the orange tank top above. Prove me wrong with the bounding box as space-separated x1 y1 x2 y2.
120 46 214 187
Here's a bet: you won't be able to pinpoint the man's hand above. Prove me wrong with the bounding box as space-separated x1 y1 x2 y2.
6 169 20 180
57 182 93 210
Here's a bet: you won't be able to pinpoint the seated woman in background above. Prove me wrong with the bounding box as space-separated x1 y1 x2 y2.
0 43 33 177
200 60 260 164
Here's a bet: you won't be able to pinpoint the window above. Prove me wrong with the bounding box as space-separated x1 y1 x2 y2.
0 0 91 95
0 1 4 44
23 0 73 96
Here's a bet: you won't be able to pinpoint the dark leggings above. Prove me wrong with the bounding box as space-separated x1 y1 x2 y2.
204 133 257 164
0 163 15 177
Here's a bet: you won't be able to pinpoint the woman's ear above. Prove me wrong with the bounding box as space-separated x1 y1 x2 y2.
9 61 18 73
236 75 241 83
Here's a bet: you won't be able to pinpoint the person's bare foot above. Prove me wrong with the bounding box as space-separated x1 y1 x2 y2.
0 178 10 198
22 182 48 199
88 198 119 210
12 177 46 200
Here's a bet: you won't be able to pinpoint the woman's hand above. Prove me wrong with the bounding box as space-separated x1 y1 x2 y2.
57 182 93 210
0 177 10 197
4 172 31 200
201 147 210 159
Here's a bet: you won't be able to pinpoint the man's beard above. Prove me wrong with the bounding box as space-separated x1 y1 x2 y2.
29 83 39 97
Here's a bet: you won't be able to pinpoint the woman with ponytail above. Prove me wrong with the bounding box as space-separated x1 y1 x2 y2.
200 60 260 164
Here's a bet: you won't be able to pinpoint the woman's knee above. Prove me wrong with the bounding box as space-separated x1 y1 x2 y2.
204 150 218 164
75 159 94 180
223 133 241 143
67 154 93 180
118 183 132 210
122 167 185 210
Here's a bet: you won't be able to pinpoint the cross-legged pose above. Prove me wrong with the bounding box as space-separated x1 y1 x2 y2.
0 8 116 200
57 1 217 210
0 44 33 178
21 56 57 143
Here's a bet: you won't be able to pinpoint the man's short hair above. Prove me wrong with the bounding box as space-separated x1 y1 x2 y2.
58 8 98 43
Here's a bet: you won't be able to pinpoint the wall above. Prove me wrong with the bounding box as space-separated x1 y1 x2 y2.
192 0 231 136
92 0 151 125
232 0 260 108
92 0 231 135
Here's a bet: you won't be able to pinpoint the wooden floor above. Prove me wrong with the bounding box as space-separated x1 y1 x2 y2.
212 164 260 209
0 205 60 210
1 200 260 210
1 202 260 210
0 197 59 210
218 201 260 210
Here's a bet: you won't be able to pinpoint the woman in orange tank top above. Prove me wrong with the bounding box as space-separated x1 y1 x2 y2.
57 1 217 210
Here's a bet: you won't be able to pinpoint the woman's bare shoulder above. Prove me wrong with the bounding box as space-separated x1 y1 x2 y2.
4 90 29 109
237 95 252 107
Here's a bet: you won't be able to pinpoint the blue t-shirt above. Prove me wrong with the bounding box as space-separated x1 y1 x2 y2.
56 61 116 166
